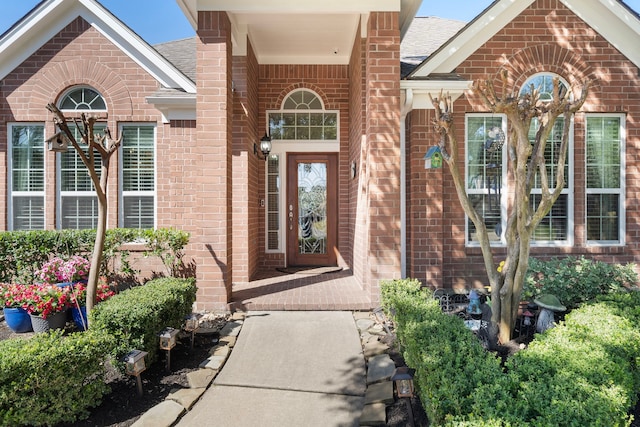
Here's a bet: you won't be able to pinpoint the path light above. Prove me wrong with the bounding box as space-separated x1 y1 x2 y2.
184 314 200 349
159 327 180 370
124 350 148 396
391 366 414 398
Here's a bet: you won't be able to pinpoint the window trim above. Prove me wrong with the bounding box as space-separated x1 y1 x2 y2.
7 122 46 231
118 123 157 229
585 113 625 246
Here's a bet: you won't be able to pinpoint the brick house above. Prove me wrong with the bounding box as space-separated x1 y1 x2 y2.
0 0 638 311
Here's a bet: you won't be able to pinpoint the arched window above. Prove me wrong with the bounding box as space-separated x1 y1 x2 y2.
519 73 570 102
268 89 337 141
59 86 107 111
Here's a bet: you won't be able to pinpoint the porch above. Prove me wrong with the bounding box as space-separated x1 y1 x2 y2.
229 268 372 312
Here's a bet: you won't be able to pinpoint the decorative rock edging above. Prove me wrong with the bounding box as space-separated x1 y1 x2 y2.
131 311 245 427
354 311 401 427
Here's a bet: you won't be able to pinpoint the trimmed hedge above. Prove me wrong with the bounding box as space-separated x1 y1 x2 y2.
0 330 115 426
381 279 640 426
91 277 197 363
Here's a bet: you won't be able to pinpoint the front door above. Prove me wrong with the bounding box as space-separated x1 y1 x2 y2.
287 153 337 266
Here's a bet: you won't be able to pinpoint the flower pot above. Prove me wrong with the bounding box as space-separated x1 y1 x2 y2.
3 307 33 333
55 282 73 288
29 310 67 333
71 306 88 331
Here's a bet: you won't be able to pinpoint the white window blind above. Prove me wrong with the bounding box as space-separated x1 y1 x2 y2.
121 125 155 229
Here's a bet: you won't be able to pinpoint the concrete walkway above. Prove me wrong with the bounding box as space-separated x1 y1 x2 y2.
176 311 366 427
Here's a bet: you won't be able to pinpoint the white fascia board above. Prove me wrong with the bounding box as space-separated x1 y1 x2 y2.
196 0 401 13
562 0 640 67
0 0 68 81
146 94 196 123
411 0 535 76
401 80 473 109
0 0 196 93
177 0 198 30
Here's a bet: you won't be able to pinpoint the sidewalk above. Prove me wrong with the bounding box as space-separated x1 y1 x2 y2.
175 311 366 427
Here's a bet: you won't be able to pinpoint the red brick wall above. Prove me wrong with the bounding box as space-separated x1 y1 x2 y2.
363 11 402 304
406 109 444 289
232 40 260 283
193 11 234 310
408 0 640 289
348 24 364 280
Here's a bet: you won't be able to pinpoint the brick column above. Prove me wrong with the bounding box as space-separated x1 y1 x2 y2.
365 12 401 304
193 11 233 310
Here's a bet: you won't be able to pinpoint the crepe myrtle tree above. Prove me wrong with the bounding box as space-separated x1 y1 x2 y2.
46 103 122 325
429 71 589 344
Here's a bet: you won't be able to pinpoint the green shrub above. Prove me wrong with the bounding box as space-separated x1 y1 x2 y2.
0 228 190 284
381 279 504 425
524 256 637 309
91 277 197 363
0 330 115 426
382 278 640 426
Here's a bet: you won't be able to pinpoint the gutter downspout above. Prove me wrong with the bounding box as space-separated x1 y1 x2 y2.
400 88 413 278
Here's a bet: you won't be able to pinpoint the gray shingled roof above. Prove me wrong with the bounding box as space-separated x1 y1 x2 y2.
401 16 466 77
151 16 465 83
153 37 196 83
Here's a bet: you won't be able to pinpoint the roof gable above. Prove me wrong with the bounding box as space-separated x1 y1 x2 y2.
0 0 195 93
409 0 640 78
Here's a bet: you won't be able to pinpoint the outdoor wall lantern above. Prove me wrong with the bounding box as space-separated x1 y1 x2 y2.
391 366 415 398
423 146 443 169
45 131 70 152
254 133 272 161
124 349 148 396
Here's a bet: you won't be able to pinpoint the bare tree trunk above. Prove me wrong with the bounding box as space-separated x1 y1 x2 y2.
430 73 588 344
46 104 121 328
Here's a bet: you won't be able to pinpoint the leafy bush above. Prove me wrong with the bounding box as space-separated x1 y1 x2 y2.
0 228 190 284
524 256 637 308
91 277 197 363
142 228 190 276
382 278 640 426
0 330 115 426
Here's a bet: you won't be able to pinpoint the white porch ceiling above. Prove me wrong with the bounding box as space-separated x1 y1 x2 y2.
177 0 421 65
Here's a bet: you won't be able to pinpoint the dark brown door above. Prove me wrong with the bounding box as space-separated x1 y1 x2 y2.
286 153 337 266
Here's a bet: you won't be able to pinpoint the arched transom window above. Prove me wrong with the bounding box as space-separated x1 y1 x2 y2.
519 73 570 102
268 89 338 141
59 86 107 111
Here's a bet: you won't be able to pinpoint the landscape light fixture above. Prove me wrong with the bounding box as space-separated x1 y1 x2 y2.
124 349 148 396
391 366 415 398
159 327 180 370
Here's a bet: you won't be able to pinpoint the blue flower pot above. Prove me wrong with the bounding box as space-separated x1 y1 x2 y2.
3 307 33 333
71 306 88 331
55 282 73 288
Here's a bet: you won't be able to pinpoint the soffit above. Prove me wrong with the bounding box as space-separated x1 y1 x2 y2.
177 0 420 65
